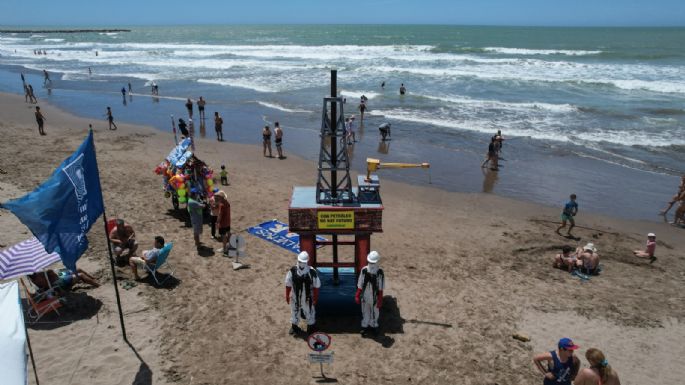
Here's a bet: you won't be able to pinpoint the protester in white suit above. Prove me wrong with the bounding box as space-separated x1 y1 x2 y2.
355 251 385 336
285 251 321 335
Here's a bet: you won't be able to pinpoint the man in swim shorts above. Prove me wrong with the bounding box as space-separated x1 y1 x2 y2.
109 219 138 264
556 194 578 236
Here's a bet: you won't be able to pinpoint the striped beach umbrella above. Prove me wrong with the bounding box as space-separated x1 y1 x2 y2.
0 238 61 280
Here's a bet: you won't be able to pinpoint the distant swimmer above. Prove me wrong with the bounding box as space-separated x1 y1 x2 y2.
358 100 367 122
381 81 385 89
399 83 406 95
88 67 92 75
121 87 126 98
128 82 132 93
95 50 98 56
43 69 50 85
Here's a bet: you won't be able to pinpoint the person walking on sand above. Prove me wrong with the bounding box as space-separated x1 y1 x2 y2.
262 125 273 157
24 84 30 103
556 194 578 236
28 84 37 103
208 194 220 240
274 121 285 159
660 175 685 216
533 338 581 385
185 98 193 119
215 191 231 254
197 96 206 120
35 106 46 136
187 191 205 250
285 251 321 335
214 111 224 141
355 251 385 337
574 348 621 385
633 232 657 263
106 106 117 130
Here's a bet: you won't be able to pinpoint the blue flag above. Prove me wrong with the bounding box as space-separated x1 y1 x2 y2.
3 131 104 272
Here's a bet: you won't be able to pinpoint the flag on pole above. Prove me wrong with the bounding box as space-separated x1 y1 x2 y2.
2 131 104 272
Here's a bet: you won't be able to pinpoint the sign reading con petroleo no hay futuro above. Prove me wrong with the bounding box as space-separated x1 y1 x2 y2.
317 211 354 230
247 219 326 254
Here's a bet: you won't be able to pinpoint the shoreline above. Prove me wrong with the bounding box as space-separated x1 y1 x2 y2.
0 64 680 223
2 92 684 384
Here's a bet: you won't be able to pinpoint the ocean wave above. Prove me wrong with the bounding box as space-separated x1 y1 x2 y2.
197 78 277 93
255 101 310 113
418 94 577 114
483 47 602 56
340 90 381 100
43 38 65 42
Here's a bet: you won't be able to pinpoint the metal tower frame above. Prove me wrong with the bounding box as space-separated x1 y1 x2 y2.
316 95 355 204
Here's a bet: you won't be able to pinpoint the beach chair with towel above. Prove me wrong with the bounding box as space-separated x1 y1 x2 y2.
145 243 175 285
19 278 62 323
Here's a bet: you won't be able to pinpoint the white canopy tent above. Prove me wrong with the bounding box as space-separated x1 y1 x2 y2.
0 281 28 385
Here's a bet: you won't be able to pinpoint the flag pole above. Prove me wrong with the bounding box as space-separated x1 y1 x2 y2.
171 114 178 145
24 321 40 385
102 211 128 343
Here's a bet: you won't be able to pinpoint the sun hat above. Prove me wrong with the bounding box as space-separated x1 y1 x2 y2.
558 338 579 350
583 243 597 252
647 232 656 237
215 190 227 200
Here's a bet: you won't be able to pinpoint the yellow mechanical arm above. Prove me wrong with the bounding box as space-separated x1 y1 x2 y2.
366 158 430 182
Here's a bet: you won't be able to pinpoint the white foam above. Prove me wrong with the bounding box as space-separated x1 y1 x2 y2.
197 78 277 93
255 101 310 113
420 94 577 114
340 90 381 100
43 38 65 42
484 47 602 56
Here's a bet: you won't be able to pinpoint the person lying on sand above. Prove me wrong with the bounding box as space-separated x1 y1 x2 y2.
576 243 600 275
633 233 657 263
29 267 100 294
553 245 577 272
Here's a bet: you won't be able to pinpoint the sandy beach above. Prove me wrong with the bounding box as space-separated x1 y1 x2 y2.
1 91 684 385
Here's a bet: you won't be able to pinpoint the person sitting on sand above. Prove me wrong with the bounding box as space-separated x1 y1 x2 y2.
574 348 621 385
576 243 599 275
553 245 577 272
633 232 657 263
129 236 164 281
109 219 138 264
533 337 580 385
29 267 100 293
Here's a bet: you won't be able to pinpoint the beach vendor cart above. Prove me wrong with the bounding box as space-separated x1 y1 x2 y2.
154 138 217 211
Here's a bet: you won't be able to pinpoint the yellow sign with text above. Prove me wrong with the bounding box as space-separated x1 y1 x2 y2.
317 211 354 229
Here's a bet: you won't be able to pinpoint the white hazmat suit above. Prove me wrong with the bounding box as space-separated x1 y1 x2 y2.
355 251 385 330
285 252 321 333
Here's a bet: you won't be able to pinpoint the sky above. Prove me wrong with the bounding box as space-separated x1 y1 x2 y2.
0 0 684 27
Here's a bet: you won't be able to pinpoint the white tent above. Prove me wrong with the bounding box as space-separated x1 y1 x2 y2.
0 281 28 385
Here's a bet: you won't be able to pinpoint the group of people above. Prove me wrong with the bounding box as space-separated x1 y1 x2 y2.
184 97 207 121
285 250 385 337
533 338 620 385
552 242 601 275
261 122 285 159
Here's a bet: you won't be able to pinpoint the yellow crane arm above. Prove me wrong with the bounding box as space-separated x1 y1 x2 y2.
366 158 430 182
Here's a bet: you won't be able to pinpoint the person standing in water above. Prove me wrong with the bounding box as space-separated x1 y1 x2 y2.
197 96 206 120
214 111 224 141
274 121 284 159
399 83 406 95
262 125 273 158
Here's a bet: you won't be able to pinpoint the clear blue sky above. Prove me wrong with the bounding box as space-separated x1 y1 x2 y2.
1 0 683 27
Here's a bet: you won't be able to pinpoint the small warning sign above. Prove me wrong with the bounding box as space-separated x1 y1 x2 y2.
317 211 354 230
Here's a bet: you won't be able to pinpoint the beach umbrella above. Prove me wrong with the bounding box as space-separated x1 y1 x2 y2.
0 237 61 280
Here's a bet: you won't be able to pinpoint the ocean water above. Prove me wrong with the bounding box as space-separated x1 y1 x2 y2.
1 25 683 221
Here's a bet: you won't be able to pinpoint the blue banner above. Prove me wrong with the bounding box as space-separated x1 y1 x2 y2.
248 220 325 254
3 131 104 272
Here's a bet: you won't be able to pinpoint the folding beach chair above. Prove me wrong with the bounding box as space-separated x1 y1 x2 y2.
19 278 62 323
144 243 175 285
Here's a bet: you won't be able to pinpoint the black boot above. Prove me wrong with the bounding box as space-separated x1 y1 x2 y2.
289 324 300 335
306 324 316 335
360 327 369 337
